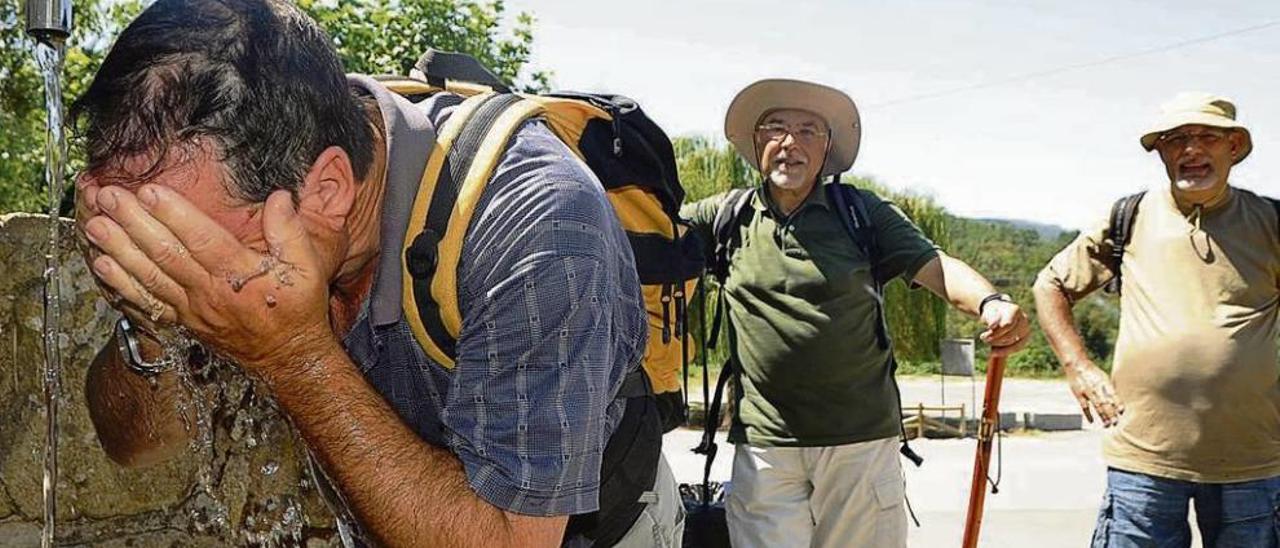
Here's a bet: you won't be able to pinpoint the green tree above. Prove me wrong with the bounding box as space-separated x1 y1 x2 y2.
942 219 1119 376
1 0 146 213
297 0 550 91
674 135 756 201
857 180 951 362
0 0 547 214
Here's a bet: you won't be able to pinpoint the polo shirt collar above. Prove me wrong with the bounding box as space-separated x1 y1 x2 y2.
347 74 438 327
753 180 832 217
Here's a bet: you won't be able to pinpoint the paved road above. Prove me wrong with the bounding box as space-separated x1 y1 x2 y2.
663 428 1117 547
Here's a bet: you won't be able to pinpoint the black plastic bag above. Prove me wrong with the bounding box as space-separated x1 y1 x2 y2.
680 481 730 548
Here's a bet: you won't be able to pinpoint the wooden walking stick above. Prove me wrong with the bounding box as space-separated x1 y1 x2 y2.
961 355 1007 548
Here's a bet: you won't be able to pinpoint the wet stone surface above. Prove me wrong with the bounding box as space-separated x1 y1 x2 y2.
0 214 340 547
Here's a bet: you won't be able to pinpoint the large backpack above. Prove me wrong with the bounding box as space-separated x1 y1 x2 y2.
380 50 703 546
1103 190 1280 295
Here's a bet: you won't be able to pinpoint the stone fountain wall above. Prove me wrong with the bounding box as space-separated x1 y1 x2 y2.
0 214 340 547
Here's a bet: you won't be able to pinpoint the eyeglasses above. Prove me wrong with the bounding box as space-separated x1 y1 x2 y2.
1155 130 1226 150
755 123 830 144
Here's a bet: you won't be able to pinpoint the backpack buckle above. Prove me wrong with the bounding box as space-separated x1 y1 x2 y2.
405 229 441 279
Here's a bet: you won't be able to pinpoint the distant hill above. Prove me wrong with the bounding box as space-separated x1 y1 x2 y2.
973 217 1071 240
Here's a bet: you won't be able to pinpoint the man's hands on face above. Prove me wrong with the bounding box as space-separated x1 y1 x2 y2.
76 175 170 345
978 300 1032 357
1064 360 1123 427
78 180 336 385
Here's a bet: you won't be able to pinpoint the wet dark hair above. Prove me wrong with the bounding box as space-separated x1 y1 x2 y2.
71 0 374 202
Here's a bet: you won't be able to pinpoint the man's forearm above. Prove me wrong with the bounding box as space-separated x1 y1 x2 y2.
265 337 562 547
914 253 998 315
1032 279 1091 368
85 333 193 467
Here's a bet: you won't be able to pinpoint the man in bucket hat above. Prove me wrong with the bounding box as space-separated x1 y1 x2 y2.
681 79 1030 547
1034 92 1280 547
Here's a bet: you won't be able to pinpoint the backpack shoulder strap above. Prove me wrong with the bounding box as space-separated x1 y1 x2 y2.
827 182 922 466
402 92 544 368
706 188 755 350
1103 191 1146 295
710 187 756 282
827 182 881 280
827 182 891 350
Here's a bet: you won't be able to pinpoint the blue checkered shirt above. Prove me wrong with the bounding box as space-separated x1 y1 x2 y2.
343 78 647 517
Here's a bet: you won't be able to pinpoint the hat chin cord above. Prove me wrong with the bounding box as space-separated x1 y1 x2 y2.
822 132 844 185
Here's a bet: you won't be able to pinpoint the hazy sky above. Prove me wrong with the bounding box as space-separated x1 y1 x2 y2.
502 0 1280 229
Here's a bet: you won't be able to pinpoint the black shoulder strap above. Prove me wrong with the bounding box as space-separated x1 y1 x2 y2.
709 188 755 282
827 181 891 350
695 188 754 485
828 180 923 470
707 188 755 350
1104 191 1146 295
691 354 734 504
827 181 881 282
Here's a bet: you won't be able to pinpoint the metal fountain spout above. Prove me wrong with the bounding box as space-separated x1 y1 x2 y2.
25 0 72 45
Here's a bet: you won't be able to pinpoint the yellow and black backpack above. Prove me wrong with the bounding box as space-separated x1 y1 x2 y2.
381 50 703 546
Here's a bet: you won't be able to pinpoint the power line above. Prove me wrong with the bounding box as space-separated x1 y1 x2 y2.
867 19 1280 109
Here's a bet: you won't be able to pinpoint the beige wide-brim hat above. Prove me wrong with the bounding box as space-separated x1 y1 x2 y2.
1140 92 1252 163
724 79 861 177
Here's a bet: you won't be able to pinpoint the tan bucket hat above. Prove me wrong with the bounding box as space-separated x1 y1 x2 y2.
724 79 861 177
1140 92 1252 163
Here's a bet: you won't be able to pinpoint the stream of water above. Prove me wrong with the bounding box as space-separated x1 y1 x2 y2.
34 38 67 548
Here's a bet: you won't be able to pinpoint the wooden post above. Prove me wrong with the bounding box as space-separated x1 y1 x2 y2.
917 403 925 439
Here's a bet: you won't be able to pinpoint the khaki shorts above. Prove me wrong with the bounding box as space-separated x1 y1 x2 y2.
726 437 906 548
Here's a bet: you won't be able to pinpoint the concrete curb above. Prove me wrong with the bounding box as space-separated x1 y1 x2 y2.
1023 412 1084 431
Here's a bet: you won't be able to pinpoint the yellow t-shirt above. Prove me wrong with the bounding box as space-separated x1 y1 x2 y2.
1038 183 1280 483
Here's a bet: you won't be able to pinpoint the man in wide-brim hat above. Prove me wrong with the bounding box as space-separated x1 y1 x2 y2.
682 79 1030 547
1035 92 1280 547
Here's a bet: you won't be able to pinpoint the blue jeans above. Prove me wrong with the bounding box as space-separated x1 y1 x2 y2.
1092 468 1280 548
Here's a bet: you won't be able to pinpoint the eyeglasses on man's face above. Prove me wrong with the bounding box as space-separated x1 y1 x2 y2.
755 123 830 144
1156 129 1227 151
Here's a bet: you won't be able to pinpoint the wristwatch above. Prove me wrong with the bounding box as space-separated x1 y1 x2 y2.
114 317 176 376
978 293 1014 316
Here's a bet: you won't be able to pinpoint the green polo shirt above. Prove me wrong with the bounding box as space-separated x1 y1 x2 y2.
682 184 940 447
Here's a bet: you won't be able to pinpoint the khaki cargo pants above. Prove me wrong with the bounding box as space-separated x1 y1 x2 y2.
610 454 685 547
726 437 907 548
